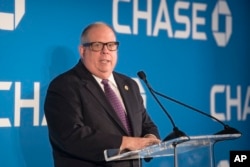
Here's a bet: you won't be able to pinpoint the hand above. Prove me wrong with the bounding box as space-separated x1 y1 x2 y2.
120 136 161 152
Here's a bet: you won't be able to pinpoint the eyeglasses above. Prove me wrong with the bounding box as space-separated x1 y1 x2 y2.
82 41 119 51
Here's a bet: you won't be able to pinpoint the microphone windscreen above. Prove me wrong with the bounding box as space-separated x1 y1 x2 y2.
137 71 146 81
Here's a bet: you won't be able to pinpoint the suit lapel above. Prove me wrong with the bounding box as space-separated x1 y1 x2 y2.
86 80 130 134
74 61 132 135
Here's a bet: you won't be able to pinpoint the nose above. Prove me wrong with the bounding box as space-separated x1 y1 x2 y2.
101 44 109 53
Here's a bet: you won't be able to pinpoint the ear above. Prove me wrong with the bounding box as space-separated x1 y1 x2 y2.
79 45 85 59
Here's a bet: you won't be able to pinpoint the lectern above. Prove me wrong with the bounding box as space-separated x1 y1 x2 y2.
104 134 241 167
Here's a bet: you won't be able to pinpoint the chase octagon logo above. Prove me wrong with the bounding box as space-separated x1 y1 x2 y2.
212 0 232 47
0 0 25 30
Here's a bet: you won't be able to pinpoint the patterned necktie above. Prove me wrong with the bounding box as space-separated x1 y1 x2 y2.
101 79 132 135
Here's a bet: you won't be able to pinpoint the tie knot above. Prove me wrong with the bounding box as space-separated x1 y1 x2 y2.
101 79 109 85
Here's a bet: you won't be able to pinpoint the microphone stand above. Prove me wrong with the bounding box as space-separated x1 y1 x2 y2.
137 71 189 141
148 85 188 141
151 88 241 135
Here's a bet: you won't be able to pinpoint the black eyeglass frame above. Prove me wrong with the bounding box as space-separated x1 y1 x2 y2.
82 41 119 51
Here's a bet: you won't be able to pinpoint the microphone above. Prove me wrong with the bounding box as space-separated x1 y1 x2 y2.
137 71 188 142
137 71 241 136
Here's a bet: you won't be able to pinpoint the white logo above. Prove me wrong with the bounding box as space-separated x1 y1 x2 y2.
0 0 25 30
113 0 233 47
212 0 232 47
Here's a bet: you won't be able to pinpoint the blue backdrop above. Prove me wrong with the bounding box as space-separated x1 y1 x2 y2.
0 0 249 167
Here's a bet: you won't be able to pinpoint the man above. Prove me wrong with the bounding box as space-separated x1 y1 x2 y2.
44 22 161 167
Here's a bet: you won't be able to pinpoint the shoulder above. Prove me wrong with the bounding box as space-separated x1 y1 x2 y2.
49 68 77 85
113 72 140 90
48 60 91 87
47 63 84 90
113 72 136 83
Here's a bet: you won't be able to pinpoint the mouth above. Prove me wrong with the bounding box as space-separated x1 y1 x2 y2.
100 59 110 64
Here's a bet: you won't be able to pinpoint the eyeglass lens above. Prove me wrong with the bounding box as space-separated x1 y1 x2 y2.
85 42 119 51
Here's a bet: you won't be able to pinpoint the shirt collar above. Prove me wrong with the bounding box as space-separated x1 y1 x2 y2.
92 74 117 88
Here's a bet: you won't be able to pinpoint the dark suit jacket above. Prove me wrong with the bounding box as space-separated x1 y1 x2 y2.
44 60 160 167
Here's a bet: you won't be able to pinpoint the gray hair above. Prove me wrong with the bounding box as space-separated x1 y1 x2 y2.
80 22 116 44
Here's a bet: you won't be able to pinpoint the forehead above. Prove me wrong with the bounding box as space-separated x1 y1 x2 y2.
87 25 116 42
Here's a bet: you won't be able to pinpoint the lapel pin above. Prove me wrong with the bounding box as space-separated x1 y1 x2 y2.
124 85 129 91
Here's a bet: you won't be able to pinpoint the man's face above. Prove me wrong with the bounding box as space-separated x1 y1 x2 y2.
79 25 118 79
